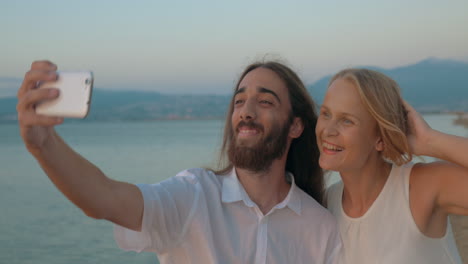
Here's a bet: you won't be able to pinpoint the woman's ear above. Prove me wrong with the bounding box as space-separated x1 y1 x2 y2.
289 117 304 139
375 137 385 151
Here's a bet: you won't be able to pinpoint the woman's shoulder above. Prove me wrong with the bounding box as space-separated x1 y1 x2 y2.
410 160 467 201
410 161 454 184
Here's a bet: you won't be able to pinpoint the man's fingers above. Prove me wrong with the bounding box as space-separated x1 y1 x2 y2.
17 88 59 112
31 60 57 71
17 60 57 98
17 70 58 98
19 111 64 127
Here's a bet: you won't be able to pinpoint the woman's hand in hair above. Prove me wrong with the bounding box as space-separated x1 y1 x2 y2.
406 100 468 220
403 101 434 157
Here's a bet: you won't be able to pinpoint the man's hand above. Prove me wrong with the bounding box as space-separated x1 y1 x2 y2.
16 61 144 231
17 61 63 152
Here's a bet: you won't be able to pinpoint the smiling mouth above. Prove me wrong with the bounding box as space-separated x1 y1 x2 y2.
236 121 263 137
238 128 259 136
322 142 344 152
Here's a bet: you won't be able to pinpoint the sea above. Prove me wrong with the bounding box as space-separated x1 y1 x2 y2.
1 114 467 264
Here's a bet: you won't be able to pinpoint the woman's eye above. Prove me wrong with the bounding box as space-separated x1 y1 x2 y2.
342 118 353 125
234 99 244 105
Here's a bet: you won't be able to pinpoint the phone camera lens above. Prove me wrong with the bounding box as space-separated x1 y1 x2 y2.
85 79 91 85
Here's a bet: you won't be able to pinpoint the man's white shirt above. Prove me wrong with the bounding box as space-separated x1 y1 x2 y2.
114 168 342 264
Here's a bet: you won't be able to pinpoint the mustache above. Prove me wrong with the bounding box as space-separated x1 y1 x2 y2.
236 120 264 132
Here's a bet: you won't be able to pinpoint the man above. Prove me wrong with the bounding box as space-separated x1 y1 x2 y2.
17 60 341 263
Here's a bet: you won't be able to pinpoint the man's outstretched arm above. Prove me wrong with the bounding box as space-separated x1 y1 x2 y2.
17 61 143 231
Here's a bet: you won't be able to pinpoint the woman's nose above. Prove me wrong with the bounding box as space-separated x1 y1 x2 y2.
323 121 339 137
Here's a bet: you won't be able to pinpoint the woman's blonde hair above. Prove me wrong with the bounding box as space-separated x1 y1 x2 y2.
329 68 412 165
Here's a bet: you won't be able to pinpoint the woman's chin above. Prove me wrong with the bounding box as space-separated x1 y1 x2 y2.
319 159 337 171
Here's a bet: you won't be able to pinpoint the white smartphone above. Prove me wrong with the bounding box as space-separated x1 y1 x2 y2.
36 71 93 118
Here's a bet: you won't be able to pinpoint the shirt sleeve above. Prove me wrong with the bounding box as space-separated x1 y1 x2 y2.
114 170 202 253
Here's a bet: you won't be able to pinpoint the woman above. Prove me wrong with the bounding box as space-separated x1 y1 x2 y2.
317 68 467 263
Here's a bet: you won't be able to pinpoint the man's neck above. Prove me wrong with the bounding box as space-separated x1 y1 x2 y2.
236 159 291 215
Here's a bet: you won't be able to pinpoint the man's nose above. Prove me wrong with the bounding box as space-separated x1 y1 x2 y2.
240 100 256 121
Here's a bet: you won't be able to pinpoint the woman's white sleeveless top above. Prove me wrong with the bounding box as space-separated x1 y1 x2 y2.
326 163 462 264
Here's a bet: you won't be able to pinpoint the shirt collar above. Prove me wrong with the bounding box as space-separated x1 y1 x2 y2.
221 168 302 215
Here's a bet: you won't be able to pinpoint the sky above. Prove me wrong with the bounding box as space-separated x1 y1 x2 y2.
1 0 468 96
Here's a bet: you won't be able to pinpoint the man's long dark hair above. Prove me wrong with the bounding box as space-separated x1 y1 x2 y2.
213 61 325 204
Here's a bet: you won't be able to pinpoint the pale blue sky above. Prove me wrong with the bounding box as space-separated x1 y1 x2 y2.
1 0 467 95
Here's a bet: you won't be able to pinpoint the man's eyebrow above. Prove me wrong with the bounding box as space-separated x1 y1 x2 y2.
234 86 281 103
258 87 281 103
234 87 245 96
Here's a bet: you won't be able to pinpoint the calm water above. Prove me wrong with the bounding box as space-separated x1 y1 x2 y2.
0 115 466 264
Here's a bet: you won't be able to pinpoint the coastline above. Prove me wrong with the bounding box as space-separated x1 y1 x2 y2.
454 112 468 128
451 113 468 262
451 215 468 263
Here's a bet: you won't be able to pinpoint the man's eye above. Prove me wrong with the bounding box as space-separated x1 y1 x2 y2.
260 100 273 105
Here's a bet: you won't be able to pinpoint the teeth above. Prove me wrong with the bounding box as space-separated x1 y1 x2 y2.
239 129 257 135
323 142 343 151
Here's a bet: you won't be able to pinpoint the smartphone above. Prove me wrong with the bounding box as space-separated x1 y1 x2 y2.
36 71 93 118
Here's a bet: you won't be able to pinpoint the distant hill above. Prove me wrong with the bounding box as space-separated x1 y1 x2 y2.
1 58 467 122
86 90 230 121
0 89 231 123
308 58 468 112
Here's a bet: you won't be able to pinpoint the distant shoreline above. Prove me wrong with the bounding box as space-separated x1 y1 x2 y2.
454 112 468 128
0 111 467 125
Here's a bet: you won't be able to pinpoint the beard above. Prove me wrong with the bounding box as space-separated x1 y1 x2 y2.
228 116 293 173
